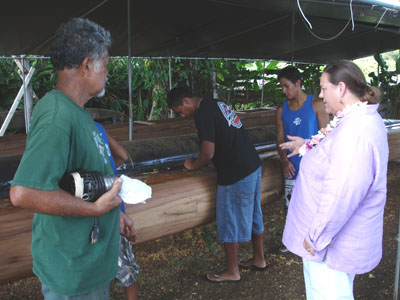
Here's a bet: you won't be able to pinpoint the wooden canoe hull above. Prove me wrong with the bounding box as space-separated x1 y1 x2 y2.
0 158 283 284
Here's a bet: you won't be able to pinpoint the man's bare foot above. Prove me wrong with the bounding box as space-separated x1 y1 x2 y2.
206 271 241 282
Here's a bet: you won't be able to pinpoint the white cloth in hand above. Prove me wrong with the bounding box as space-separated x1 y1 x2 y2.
118 175 152 204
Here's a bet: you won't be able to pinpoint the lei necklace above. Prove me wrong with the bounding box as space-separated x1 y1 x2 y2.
298 101 367 156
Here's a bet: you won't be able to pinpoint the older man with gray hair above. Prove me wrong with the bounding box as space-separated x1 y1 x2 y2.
10 18 132 299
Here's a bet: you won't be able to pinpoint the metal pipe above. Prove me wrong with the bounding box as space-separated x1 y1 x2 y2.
22 57 33 133
127 0 133 141
0 56 323 66
291 1 296 64
0 67 35 136
21 55 29 133
261 60 265 107
117 142 277 175
168 57 173 118
394 206 400 300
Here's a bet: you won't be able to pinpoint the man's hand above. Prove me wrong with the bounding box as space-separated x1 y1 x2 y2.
94 178 123 216
184 158 196 170
120 212 137 242
183 141 214 171
283 160 296 178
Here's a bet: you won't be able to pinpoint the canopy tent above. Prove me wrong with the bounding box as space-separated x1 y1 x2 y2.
1 0 400 63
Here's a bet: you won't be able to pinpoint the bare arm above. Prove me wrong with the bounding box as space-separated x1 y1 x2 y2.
106 132 129 167
313 97 330 129
276 105 296 178
10 178 122 217
120 211 137 242
184 140 214 170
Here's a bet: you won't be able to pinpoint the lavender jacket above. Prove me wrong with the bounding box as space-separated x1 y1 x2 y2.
283 104 388 274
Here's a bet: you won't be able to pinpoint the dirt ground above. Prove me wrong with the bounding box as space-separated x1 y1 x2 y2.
1 161 400 300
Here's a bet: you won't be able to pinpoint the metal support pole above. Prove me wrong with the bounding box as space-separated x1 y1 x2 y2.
168 57 172 90
168 57 173 118
260 60 265 108
212 69 218 99
377 62 381 85
290 1 296 64
13 58 39 100
127 0 133 141
394 204 400 300
0 66 35 136
22 57 34 133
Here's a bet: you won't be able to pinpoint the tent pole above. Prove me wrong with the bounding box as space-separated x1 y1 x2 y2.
290 1 296 65
212 68 218 100
394 205 400 300
168 57 172 90
168 57 173 118
261 60 265 108
0 66 35 136
22 57 33 133
169 58 173 118
127 0 133 141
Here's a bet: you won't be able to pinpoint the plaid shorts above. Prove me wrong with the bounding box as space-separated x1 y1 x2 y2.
115 236 140 287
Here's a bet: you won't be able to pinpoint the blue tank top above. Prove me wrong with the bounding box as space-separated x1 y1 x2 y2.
281 94 319 179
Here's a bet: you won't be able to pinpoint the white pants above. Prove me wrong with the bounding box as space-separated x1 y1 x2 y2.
303 258 355 300
284 179 295 210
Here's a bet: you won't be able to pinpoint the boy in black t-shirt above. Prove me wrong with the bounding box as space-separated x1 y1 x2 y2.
167 87 267 282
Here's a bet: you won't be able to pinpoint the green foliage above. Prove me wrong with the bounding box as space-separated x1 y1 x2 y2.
0 56 333 121
31 59 56 98
369 53 400 118
214 60 264 106
0 59 23 111
296 63 323 96
0 58 57 112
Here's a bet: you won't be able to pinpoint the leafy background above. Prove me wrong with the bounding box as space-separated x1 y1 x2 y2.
0 50 399 123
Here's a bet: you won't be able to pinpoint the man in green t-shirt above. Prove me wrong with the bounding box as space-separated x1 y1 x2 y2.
10 18 134 299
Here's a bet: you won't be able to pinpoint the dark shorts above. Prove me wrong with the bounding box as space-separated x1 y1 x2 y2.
115 236 140 287
216 167 264 242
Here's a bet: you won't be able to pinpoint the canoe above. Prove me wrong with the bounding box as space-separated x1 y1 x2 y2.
0 109 281 284
1 109 400 284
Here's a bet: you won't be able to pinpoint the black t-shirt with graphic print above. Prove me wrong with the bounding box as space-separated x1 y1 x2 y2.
194 98 261 186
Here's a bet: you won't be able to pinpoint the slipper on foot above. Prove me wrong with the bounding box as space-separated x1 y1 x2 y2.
238 263 268 272
205 274 241 283
279 246 290 254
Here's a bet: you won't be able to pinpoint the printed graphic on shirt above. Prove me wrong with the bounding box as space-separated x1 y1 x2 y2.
99 132 113 157
93 130 109 165
293 117 302 126
217 102 242 129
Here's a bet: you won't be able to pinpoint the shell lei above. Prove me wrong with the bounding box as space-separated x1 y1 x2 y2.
298 101 367 157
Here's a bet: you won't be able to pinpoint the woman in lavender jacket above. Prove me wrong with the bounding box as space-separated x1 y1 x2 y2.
280 60 389 300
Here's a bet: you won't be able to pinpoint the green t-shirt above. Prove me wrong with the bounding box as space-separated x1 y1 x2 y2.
12 90 120 296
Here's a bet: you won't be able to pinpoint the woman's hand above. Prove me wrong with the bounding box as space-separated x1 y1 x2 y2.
303 239 315 256
279 135 305 158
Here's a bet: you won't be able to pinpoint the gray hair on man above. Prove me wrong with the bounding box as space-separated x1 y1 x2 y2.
50 18 111 71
